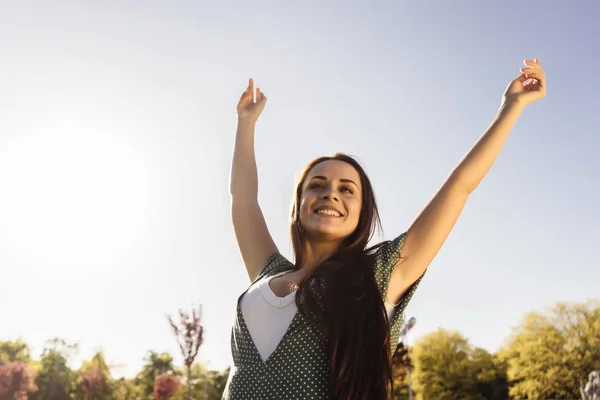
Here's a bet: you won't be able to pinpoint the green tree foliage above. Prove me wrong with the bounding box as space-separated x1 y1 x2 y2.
0 340 225 400
499 299 600 399
29 338 78 400
411 329 507 400
203 368 229 400
470 348 509 400
74 352 114 400
391 343 412 399
0 340 31 365
2 298 595 399
136 351 179 398
113 378 144 400
172 364 229 400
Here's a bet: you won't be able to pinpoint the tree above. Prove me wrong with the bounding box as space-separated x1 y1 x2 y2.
172 364 229 400
113 378 144 400
412 329 479 400
153 374 180 400
391 343 412 399
79 365 103 400
499 299 600 399
411 328 507 400
203 368 229 400
0 362 38 400
0 340 31 365
76 352 113 400
167 306 204 400
136 351 179 398
470 348 509 400
29 338 78 400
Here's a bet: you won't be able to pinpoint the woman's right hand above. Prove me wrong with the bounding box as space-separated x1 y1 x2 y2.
237 78 267 122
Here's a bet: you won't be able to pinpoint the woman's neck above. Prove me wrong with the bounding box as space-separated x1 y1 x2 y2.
298 239 342 271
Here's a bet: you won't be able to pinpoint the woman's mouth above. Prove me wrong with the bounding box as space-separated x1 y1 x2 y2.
314 206 343 217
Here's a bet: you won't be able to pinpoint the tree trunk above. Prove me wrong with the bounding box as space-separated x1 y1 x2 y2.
186 366 192 400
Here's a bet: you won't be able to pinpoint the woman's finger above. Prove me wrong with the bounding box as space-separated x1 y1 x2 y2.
524 72 544 83
238 90 249 104
525 73 546 94
256 87 262 103
521 67 544 78
523 59 543 72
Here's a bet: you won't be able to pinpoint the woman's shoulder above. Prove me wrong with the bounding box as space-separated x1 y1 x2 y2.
368 233 406 264
366 233 407 288
254 252 295 282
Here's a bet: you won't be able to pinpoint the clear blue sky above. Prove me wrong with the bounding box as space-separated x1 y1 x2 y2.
1 1 598 378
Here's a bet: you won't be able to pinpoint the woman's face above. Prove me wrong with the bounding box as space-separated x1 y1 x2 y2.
298 160 363 243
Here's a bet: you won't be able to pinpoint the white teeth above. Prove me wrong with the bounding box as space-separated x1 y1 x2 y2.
316 209 341 217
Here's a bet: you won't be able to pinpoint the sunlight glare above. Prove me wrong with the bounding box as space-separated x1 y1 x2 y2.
0 117 157 286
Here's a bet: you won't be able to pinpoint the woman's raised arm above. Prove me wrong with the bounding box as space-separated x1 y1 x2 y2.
230 79 278 282
387 59 547 304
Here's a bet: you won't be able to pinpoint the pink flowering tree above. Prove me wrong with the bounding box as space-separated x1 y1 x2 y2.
79 364 104 400
153 374 180 400
167 305 204 400
0 362 38 400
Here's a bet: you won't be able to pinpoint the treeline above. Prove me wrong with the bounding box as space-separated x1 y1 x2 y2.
1 300 598 400
0 340 226 400
392 299 600 399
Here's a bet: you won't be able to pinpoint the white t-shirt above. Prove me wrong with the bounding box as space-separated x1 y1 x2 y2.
240 271 398 362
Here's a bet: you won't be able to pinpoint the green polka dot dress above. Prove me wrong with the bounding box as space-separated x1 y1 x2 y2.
222 233 424 399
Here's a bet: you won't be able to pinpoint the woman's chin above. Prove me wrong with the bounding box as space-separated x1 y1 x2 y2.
305 224 350 241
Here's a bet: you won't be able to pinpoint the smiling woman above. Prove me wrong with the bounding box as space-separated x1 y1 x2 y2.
298 160 363 241
0 118 156 285
225 65 547 399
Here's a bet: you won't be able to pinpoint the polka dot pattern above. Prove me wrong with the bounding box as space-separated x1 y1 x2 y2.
374 233 426 354
222 232 425 399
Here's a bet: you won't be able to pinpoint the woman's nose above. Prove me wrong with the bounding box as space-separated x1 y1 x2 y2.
321 188 339 201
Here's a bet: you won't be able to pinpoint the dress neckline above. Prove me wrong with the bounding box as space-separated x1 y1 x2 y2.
259 271 297 308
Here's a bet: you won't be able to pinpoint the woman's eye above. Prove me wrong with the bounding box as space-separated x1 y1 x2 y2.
309 183 323 190
341 185 354 194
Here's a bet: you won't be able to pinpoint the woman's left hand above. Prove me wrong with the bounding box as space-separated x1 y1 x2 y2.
503 58 547 108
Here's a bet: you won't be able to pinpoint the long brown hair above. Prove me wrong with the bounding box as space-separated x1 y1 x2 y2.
291 153 394 399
